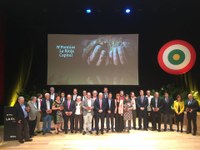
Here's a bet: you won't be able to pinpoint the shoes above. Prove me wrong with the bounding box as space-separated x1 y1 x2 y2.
25 138 33 142
106 130 109 133
186 131 191 134
170 129 174 131
101 131 104 135
75 131 77 133
112 129 115 132
65 131 68 134
89 131 93 134
42 132 46 135
71 131 74 133
96 131 99 135
19 140 24 143
158 129 161 132
163 129 167 131
82 131 86 135
193 133 196 136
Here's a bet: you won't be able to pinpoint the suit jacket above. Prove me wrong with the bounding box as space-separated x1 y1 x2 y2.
50 93 57 101
136 96 148 111
82 99 95 116
36 98 42 111
14 102 28 122
185 99 199 116
72 95 78 101
162 98 174 114
150 97 163 113
106 98 115 114
74 101 83 115
41 99 53 116
94 98 107 115
28 101 38 120
63 100 75 116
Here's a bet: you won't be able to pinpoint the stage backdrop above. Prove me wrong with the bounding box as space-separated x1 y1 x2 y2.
48 34 139 85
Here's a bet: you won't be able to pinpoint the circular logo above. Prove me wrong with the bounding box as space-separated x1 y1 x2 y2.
158 40 196 75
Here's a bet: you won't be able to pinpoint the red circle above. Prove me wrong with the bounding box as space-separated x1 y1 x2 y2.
158 40 196 75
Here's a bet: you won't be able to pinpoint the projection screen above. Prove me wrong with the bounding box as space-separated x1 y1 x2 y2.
48 34 138 85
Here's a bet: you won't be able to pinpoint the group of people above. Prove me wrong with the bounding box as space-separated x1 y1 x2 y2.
14 87 199 143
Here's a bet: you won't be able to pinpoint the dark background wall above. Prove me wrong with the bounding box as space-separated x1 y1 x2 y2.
0 0 200 109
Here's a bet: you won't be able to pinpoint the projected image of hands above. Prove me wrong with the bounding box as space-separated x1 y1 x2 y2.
82 36 130 66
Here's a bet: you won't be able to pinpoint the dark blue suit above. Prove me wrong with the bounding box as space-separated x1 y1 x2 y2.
185 99 199 135
94 98 107 133
151 97 163 131
106 98 115 131
136 96 148 130
63 100 75 132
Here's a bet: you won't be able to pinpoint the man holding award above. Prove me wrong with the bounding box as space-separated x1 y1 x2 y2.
185 94 199 136
150 92 163 132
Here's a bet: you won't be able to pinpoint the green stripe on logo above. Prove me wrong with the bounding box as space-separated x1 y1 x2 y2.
168 49 185 65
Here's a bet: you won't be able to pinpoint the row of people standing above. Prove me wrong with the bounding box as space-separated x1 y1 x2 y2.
15 87 199 143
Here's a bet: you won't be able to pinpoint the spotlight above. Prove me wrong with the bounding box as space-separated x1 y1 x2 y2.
86 9 91 14
125 8 131 14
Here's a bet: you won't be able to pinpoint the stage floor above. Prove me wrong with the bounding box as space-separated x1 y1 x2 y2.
0 127 199 150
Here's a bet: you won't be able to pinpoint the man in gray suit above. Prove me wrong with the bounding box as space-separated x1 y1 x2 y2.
28 96 38 137
82 92 94 135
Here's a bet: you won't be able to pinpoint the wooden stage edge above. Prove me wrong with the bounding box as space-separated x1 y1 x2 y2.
0 124 200 150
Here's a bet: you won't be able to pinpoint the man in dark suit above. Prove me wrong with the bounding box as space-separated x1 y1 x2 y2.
106 92 115 132
94 92 107 135
136 90 148 130
163 92 174 131
41 93 53 135
63 94 75 134
151 92 163 132
103 87 109 99
72 88 78 101
49 87 57 101
15 96 32 143
185 94 199 136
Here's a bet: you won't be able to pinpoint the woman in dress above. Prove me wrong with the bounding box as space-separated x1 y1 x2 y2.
123 94 133 132
115 93 123 132
173 95 185 132
52 95 64 134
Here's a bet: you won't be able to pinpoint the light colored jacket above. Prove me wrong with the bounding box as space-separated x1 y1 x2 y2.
28 101 38 120
82 99 94 116
115 99 123 114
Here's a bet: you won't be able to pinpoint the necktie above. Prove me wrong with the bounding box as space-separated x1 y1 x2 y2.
141 97 144 103
155 99 158 108
100 100 102 109
68 101 70 110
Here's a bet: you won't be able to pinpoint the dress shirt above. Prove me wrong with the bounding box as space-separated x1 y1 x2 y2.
21 104 28 118
46 99 50 110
